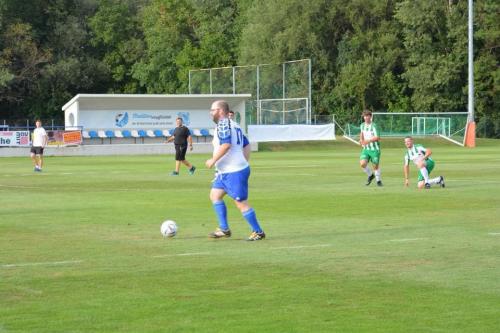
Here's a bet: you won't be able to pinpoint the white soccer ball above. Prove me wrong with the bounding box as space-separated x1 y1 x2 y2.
160 220 178 237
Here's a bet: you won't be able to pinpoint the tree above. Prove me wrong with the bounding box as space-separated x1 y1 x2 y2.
0 23 52 105
474 0 500 137
238 0 338 114
130 0 194 93
0 0 497 136
89 0 146 93
175 0 242 93
395 0 467 113
238 0 405 123
332 0 406 121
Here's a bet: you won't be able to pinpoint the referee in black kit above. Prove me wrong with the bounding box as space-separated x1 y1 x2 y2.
166 117 196 176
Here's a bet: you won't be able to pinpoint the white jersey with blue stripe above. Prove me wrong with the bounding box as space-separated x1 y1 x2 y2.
213 118 249 173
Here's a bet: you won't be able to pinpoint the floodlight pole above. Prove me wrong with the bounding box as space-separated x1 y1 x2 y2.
188 70 192 94
283 62 286 125
209 69 213 94
308 59 312 124
232 67 236 94
256 65 260 124
467 0 474 122
465 0 476 147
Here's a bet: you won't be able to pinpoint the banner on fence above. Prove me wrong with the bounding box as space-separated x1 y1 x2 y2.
0 131 30 146
47 130 82 146
63 131 82 145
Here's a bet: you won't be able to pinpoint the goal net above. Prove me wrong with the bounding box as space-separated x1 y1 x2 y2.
255 98 309 125
343 112 469 146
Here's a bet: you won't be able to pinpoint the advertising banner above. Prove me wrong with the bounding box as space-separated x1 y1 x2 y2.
0 131 30 146
63 131 82 145
47 130 82 146
78 110 213 129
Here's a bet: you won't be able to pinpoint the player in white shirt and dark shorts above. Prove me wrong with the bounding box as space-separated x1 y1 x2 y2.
205 100 265 241
30 120 48 172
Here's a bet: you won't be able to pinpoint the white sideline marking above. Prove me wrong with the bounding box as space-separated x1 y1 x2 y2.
1 260 83 268
450 179 500 184
0 184 43 189
343 135 361 145
388 238 427 242
152 252 211 258
254 165 320 170
0 183 160 192
270 244 332 250
488 233 500 236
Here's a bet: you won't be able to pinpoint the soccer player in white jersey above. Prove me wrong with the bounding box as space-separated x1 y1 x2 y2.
404 136 445 189
205 100 265 241
30 119 48 172
359 110 382 186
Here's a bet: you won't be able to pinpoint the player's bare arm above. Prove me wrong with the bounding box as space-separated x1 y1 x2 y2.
404 164 410 187
205 143 231 169
359 132 366 146
243 144 251 161
423 148 432 159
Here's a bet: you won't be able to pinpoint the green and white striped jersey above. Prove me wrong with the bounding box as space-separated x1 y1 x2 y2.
404 144 433 166
360 122 380 151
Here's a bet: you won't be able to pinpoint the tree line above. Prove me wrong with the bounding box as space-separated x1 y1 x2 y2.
0 0 498 137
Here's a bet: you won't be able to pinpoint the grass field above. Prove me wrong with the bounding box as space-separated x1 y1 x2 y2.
1 138 499 332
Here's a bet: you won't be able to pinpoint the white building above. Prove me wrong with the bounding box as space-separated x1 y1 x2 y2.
62 94 251 131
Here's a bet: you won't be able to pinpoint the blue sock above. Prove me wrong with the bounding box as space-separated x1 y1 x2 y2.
242 208 262 233
213 201 229 230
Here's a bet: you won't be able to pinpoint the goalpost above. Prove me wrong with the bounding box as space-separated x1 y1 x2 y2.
343 112 469 146
257 98 309 125
412 117 451 137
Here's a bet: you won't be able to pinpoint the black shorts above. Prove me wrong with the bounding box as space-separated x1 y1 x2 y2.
175 144 188 161
30 147 44 155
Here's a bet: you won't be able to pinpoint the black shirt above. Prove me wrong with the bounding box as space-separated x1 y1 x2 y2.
173 126 191 145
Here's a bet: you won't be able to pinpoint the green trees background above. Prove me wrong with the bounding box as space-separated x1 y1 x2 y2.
0 0 498 136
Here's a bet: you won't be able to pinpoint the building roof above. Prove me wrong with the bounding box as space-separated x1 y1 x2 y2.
62 94 252 111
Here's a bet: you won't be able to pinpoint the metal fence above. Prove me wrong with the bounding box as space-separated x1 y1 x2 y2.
0 119 66 131
189 59 312 124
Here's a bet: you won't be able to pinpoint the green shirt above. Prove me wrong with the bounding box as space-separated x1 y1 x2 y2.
360 122 380 151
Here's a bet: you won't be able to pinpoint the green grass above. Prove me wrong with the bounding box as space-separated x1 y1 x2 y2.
1 138 499 332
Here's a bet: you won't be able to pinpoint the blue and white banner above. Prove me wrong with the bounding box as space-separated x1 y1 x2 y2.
78 110 213 129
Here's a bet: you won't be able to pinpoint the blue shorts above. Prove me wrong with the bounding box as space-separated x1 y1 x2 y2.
212 166 250 202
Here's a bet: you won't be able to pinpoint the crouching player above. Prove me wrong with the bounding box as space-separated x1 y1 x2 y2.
404 136 445 189
205 100 265 241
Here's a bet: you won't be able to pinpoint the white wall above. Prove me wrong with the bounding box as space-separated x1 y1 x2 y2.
64 101 79 129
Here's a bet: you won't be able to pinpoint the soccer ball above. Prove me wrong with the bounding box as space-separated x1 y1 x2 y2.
160 220 177 237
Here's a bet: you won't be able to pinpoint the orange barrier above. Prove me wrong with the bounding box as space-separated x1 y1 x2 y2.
464 121 476 148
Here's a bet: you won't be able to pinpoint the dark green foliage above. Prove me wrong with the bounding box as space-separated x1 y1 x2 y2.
0 0 498 136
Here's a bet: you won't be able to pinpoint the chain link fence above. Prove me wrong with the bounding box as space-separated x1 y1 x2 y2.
189 59 313 125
